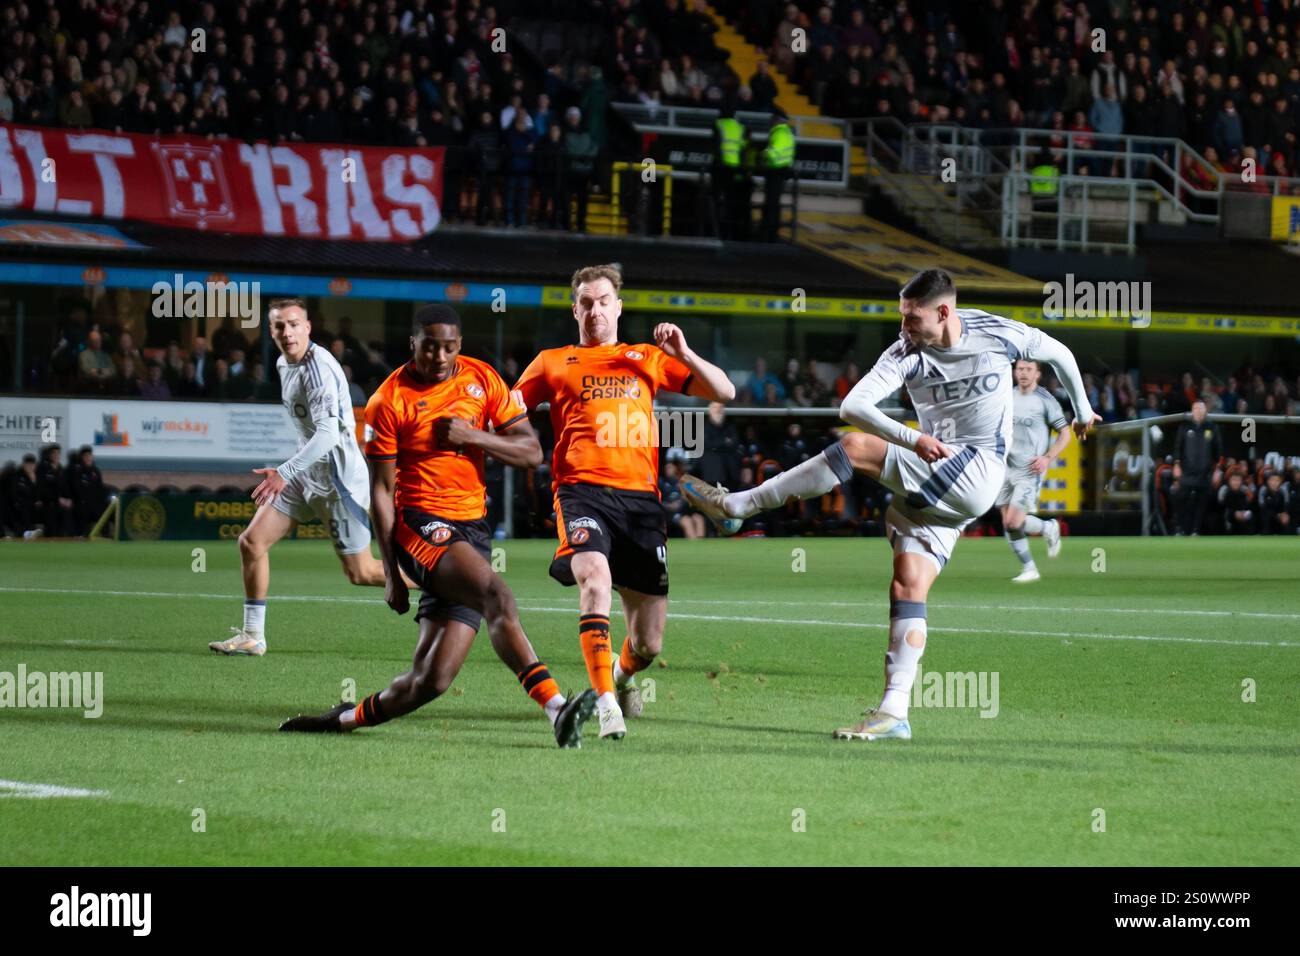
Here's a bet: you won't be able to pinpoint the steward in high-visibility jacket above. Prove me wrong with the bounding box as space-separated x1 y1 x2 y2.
714 106 751 239
763 118 795 170
761 110 795 241
715 115 745 169
1029 162 1059 196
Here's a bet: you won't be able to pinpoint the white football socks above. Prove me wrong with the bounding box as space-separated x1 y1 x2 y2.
544 694 566 726
723 444 853 517
243 600 266 636
879 601 927 719
1022 514 1045 535
612 658 629 688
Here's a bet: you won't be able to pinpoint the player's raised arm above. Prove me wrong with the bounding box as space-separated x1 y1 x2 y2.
1024 332 1101 439
653 323 736 402
840 345 952 462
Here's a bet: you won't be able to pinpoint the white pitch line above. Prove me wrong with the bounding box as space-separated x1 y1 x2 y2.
0 586 1293 649
666 598 1300 622
4 585 1298 621
0 779 109 800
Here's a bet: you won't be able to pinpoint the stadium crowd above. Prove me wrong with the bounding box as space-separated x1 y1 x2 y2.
715 0 1300 183
0 0 744 230
39 301 391 403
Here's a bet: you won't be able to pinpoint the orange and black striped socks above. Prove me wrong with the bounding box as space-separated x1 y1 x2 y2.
613 636 653 687
352 692 389 728
579 613 615 695
516 660 562 712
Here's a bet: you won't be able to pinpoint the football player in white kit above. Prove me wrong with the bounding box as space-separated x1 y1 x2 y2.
683 269 1100 741
209 299 387 656
996 359 1072 583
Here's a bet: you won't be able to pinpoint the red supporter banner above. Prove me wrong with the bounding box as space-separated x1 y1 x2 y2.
0 122 443 241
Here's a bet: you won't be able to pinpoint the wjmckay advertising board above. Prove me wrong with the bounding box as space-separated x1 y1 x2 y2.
0 397 301 467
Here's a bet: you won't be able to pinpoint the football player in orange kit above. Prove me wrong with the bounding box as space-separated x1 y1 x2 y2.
281 304 597 747
513 264 736 740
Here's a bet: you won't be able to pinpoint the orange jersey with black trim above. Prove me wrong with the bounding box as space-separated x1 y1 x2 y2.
513 342 693 493
365 355 527 520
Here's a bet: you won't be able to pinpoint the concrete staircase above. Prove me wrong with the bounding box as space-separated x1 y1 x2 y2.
873 172 1001 247
703 5 868 180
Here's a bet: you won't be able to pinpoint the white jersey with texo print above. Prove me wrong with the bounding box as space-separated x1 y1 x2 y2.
275 342 369 503
1008 386 1069 469
851 309 1064 459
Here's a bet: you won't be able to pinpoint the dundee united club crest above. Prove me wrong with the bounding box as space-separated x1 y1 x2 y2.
124 495 166 541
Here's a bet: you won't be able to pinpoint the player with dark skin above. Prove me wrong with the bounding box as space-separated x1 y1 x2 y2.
369 320 549 719
282 318 596 740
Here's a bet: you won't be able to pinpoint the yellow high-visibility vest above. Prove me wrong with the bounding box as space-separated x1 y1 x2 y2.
1030 163 1059 195
764 123 795 169
715 117 744 167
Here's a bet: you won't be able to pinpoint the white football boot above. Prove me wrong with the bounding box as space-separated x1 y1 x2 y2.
598 700 627 740
834 709 912 741
209 627 267 656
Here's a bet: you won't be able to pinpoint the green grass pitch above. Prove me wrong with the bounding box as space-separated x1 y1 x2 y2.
1 535 1297 866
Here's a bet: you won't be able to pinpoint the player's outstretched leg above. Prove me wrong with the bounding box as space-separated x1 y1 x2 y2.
835 551 936 742
280 616 476 732
279 613 597 746
611 588 666 718
280 541 596 747
683 433 885 531
211 504 293 656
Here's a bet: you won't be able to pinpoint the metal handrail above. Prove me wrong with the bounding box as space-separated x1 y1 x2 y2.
1002 173 1141 252
610 102 847 140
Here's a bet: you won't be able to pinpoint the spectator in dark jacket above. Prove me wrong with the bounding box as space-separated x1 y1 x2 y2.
36 444 73 536
503 110 536 227
1241 89 1270 152
303 88 343 142
700 402 741 489
534 123 566 228
1258 472 1292 534
69 446 106 535
1213 100 1244 159
10 454 40 536
467 110 501 225
562 107 597 232
1219 472 1254 534
1172 400 1223 535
